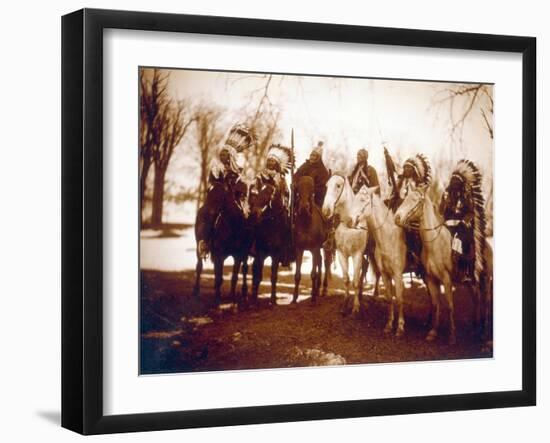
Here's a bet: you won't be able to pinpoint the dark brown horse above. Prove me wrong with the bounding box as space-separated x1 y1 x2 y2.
292 176 327 304
193 181 252 306
249 183 289 305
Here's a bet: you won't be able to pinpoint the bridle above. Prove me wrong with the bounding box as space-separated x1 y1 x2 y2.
329 173 347 213
253 184 278 219
399 190 446 242
354 192 391 231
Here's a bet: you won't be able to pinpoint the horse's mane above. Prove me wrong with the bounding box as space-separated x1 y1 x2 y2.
450 159 487 283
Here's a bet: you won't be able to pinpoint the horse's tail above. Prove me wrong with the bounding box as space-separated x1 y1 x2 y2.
452 159 488 284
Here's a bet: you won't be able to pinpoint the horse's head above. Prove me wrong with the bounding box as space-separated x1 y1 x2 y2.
204 183 226 217
322 173 346 219
394 184 427 227
249 183 279 223
350 185 377 228
206 181 250 220
295 176 314 218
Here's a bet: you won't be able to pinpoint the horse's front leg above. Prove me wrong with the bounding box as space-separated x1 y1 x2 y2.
351 252 365 316
394 275 405 337
442 276 456 345
310 249 322 304
425 276 441 342
192 253 203 298
337 251 350 315
270 257 279 305
380 273 394 334
322 247 331 297
241 256 249 302
230 258 240 305
369 254 381 298
213 256 224 306
292 249 304 303
358 255 369 301
252 255 265 304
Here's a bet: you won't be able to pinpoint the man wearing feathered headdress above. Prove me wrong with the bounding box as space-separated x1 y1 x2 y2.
385 150 432 276
293 141 330 208
256 144 292 206
208 123 255 193
386 152 432 211
253 143 294 266
439 160 486 284
197 123 255 258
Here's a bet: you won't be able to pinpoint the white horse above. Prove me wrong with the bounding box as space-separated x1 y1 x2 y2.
350 186 408 337
394 185 457 344
322 174 370 315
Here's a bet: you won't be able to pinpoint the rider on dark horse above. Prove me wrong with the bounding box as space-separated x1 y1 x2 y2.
253 144 293 266
197 123 254 258
293 142 331 252
439 165 478 283
386 150 432 275
293 141 330 209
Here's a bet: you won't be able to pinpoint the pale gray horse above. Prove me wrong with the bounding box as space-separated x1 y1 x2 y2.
322 174 370 315
350 186 408 336
394 184 457 344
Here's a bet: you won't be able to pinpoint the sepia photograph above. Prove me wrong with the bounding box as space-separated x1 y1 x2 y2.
139 67 494 375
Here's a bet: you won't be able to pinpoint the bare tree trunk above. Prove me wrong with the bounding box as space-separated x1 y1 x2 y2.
151 166 167 227
140 157 152 223
196 166 208 212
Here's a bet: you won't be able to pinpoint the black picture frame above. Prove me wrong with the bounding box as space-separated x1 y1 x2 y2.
62 8 536 435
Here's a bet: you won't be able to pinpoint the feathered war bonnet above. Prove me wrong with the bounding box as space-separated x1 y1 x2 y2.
403 153 432 186
224 123 256 153
266 144 294 175
449 159 484 203
211 123 255 179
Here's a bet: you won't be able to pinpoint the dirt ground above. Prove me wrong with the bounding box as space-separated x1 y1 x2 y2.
140 262 492 374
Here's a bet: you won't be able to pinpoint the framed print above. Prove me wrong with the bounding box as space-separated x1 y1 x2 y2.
61 8 536 435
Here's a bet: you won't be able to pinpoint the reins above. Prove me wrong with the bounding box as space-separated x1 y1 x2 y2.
331 173 347 210
401 194 446 242
353 193 391 231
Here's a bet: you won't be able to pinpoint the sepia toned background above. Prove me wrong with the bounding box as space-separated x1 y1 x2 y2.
139 67 494 373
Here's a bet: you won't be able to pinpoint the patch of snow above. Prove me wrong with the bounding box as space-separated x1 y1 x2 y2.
182 316 213 326
142 329 182 339
288 347 347 366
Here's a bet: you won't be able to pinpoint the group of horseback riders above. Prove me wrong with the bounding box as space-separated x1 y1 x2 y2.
198 122 484 284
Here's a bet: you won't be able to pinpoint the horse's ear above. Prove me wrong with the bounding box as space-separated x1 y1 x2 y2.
358 185 369 195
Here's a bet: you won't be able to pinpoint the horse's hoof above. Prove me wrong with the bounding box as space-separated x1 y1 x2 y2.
425 330 437 342
395 329 404 338
383 326 393 335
